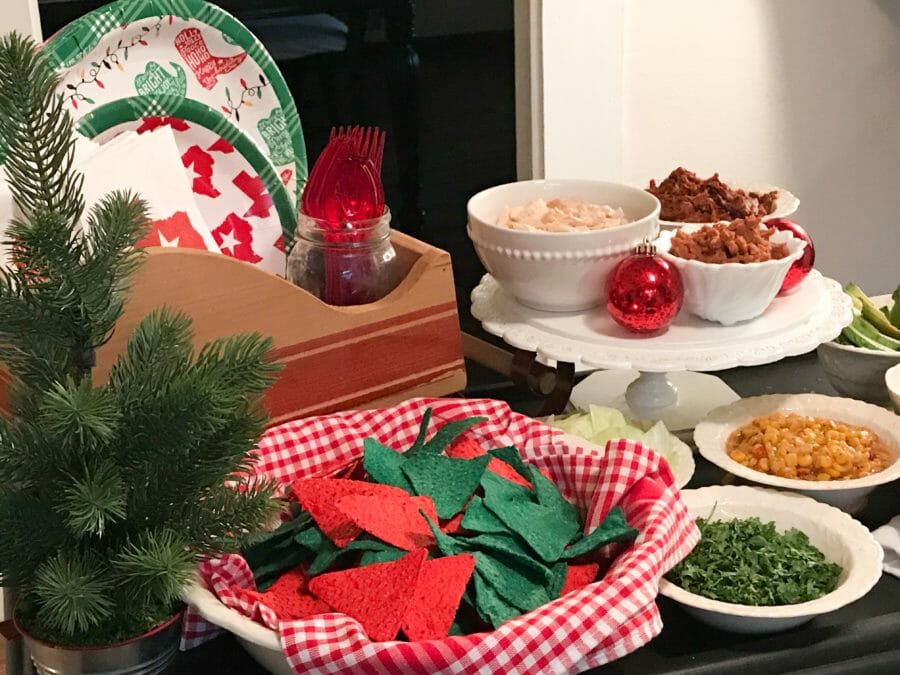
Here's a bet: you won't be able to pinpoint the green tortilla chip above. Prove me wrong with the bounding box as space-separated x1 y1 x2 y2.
460 497 508 534
528 466 580 525
307 536 394 576
470 550 551 613
407 407 434 454
473 571 522 628
359 546 407 566
362 438 414 491
482 474 580 563
423 513 466 557
562 506 638 559
487 446 533 484
480 467 533 503
548 561 568 598
403 453 490 518
462 532 553 584
417 416 487 456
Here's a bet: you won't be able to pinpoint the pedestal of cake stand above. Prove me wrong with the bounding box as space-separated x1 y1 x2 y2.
569 369 741 435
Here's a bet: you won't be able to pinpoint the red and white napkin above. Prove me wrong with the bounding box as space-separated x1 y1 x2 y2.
182 397 700 674
77 126 220 253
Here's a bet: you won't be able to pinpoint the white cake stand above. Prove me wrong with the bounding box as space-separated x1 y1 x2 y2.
471 270 852 431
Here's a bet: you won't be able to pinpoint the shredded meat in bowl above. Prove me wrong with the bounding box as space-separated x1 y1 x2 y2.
648 167 778 222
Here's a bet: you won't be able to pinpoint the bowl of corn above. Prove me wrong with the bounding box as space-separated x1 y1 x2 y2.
694 394 900 512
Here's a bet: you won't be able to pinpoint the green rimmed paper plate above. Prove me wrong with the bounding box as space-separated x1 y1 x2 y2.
43 0 307 206
77 94 295 270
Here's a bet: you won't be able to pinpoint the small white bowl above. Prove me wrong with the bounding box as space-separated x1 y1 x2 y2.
656 225 806 325
659 486 883 634
467 180 660 312
694 393 900 512
817 295 900 404
657 182 799 230
887 363 900 414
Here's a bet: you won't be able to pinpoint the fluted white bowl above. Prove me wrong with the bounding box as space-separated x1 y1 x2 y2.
657 224 806 325
467 180 660 312
659 486 882 634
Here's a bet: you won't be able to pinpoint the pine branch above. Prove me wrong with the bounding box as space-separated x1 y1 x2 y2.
60 460 127 538
112 529 194 608
182 477 281 555
33 551 114 636
40 379 120 448
0 33 83 227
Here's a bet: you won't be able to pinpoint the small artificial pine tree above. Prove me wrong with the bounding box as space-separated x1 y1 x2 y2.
0 34 282 645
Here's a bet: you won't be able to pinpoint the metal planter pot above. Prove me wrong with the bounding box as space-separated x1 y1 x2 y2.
17 611 183 675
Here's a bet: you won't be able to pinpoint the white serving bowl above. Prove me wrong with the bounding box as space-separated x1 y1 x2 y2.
887 363 900 414
658 485 882 634
467 180 660 312
694 393 900 512
656 225 806 325
657 182 799 230
817 295 900 404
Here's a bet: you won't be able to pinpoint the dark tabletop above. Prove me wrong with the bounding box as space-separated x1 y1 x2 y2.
170 351 900 674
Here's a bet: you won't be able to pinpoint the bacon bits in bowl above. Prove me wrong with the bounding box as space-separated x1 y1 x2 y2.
693 394 900 512
648 167 799 230
467 180 660 312
656 219 806 325
659 486 882 634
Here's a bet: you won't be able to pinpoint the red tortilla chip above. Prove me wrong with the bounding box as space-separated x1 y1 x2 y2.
309 548 427 641
487 458 532 488
446 437 486 459
441 511 466 535
231 568 331 623
560 562 599 597
401 553 476 641
291 478 408 546
337 493 438 551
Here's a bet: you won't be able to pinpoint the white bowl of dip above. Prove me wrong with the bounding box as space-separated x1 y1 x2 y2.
467 180 660 312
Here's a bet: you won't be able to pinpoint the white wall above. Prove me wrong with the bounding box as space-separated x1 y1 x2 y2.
1 0 42 41
622 0 900 292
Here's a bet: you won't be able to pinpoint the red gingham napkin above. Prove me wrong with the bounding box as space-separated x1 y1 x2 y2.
182 398 699 674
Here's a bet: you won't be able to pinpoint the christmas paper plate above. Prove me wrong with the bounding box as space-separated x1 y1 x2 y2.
77 95 292 274
42 0 307 206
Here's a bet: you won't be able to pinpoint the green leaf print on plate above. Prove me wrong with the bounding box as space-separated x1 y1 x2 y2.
258 108 293 167
134 61 187 97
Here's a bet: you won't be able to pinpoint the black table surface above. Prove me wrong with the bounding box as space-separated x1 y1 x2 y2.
170 351 900 674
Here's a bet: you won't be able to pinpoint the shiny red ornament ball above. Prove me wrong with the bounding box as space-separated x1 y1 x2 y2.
606 248 683 333
767 218 815 294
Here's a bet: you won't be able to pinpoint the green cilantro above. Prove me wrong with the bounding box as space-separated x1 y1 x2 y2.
666 516 842 606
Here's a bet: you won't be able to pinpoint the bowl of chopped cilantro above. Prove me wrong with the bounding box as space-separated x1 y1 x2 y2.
659 486 883 634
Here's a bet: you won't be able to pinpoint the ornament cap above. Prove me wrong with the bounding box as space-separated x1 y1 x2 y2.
634 238 657 256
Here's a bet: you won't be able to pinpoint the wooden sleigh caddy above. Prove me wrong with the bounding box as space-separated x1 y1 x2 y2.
0 231 467 424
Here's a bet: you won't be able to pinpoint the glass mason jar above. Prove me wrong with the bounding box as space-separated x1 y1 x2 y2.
287 209 398 306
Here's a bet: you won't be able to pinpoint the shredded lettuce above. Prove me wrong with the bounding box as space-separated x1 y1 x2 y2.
544 405 679 469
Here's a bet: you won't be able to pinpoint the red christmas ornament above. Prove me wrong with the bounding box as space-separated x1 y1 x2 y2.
606 242 683 333
767 218 815 294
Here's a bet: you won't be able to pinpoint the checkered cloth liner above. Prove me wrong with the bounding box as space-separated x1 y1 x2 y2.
182 397 700 674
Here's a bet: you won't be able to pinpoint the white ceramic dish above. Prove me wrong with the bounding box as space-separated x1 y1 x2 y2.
887 363 900 414
186 580 290 675
694 393 900 511
817 295 900 404
658 486 883 634
657 182 799 230
471 270 850 372
656 225 806 326
467 180 660 312
185 432 603 675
